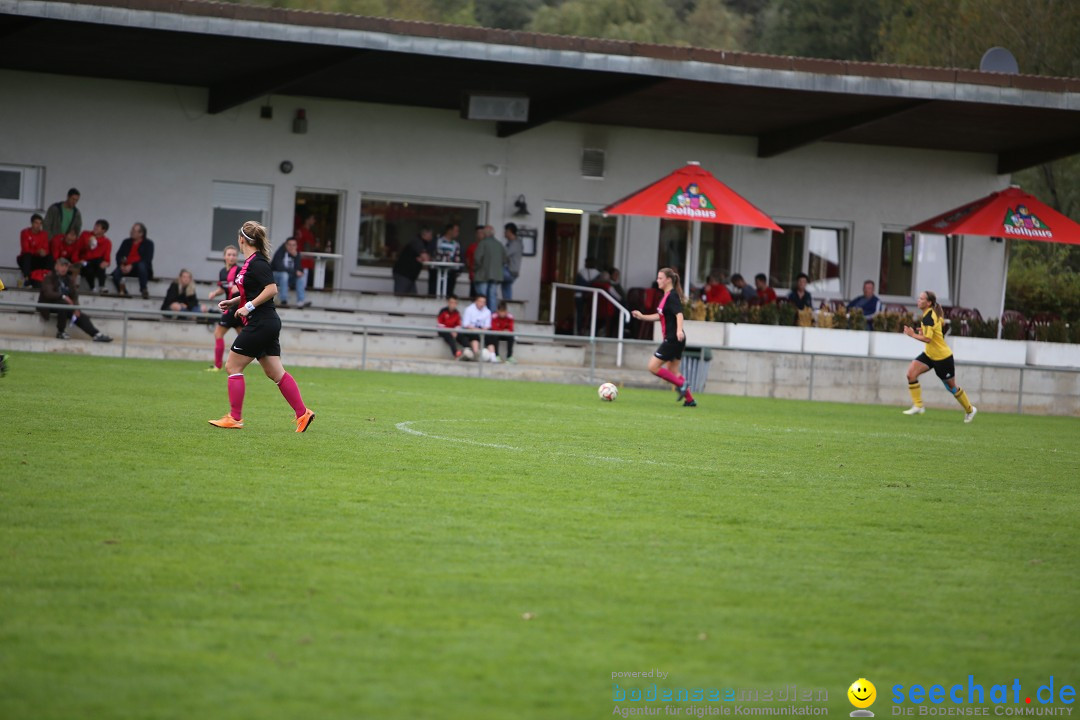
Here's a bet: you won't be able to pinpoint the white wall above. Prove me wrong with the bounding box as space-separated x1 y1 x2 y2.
0 69 1009 320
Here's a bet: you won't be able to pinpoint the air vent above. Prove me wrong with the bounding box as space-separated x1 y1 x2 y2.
582 148 605 179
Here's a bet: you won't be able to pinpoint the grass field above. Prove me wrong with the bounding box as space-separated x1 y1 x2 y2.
1 352 1078 720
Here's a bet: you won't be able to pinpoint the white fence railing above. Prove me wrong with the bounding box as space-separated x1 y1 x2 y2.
548 282 631 367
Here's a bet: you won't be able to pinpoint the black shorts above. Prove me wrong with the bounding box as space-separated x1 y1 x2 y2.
231 316 281 359
217 309 243 329
916 352 955 381
654 338 686 362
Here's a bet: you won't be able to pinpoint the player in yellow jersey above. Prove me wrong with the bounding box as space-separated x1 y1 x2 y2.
902 290 976 422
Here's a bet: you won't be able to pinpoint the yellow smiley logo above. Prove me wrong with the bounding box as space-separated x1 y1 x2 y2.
848 678 877 709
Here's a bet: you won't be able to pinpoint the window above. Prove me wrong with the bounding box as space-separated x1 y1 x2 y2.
358 196 481 267
658 219 688 271
696 223 734 285
916 233 951 304
212 181 272 251
879 231 914 296
770 223 848 295
586 213 617 272
0 164 44 211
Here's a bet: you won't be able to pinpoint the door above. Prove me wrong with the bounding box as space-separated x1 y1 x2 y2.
540 208 619 333
294 189 342 289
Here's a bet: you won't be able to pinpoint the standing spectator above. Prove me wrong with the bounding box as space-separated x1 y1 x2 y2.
162 269 206 317
429 222 462 297
491 301 516 363
294 212 318 275
703 275 732 305
79 220 112 293
608 267 627 306
43 188 82 239
460 293 495 361
464 225 483 299
37 258 112 342
436 294 463 359
730 273 757 302
392 228 430 295
51 229 82 285
573 256 599 334
754 273 778 304
502 222 523 301
473 224 506 310
271 236 310 307
112 223 154 299
787 272 813 310
17 213 51 286
847 279 883 329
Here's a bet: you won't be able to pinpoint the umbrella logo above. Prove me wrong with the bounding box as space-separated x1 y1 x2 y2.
667 183 717 219
1003 205 1053 239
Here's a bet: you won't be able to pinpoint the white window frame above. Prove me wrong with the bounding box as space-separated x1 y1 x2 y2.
878 225 954 305
209 180 273 254
771 219 853 300
0 164 45 211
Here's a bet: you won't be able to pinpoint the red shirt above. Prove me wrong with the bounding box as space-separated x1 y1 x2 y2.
21 228 49 255
295 225 316 271
126 240 142 265
705 284 732 305
491 313 514 332
757 287 778 304
465 242 478 279
437 308 462 329
79 232 112 263
52 235 81 263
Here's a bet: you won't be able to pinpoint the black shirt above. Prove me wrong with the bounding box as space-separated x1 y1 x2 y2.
393 237 426 281
236 253 276 322
788 289 813 311
660 291 683 343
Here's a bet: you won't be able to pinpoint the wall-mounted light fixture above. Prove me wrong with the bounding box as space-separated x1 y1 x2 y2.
293 109 307 134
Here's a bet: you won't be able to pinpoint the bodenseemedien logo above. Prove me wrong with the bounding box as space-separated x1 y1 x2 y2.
849 678 877 717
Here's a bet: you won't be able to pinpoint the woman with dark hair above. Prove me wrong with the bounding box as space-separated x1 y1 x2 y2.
631 267 697 407
902 290 976 422
209 221 315 432
112 222 154 298
207 245 241 371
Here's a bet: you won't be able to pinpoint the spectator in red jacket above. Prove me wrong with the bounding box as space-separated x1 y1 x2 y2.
51 229 82 284
436 294 463 359
294 212 318 273
17 213 51 286
79 219 112 293
754 273 778 304
491 301 516 363
703 275 732 305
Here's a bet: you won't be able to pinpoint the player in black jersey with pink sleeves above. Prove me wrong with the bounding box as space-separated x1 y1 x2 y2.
631 267 697 407
209 221 315 432
207 245 241 371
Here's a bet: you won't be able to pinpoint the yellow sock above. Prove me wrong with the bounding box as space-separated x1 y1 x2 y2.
908 382 923 408
954 388 973 413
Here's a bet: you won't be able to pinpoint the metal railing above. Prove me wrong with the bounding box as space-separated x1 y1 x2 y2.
548 282 631 367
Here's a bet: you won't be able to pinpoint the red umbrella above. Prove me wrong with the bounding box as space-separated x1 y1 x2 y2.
908 186 1080 244
602 161 782 232
907 185 1080 337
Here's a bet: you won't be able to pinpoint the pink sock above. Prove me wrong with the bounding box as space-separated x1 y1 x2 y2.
227 373 245 420
276 372 307 418
684 388 695 402
214 338 225 368
655 367 684 388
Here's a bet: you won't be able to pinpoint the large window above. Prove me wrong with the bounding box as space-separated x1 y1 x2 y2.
658 219 687 271
358 197 480 267
0 164 44 211
880 230 952 302
879 231 914 296
211 181 272 251
917 233 952 304
696 223 734 285
770 223 847 295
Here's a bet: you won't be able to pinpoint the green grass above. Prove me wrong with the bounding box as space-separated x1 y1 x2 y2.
1 352 1078 720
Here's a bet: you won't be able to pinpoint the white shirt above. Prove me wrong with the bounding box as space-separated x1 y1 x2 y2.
462 303 492 329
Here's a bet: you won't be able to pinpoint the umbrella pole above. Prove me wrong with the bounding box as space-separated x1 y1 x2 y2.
685 221 698 297
996 238 1010 339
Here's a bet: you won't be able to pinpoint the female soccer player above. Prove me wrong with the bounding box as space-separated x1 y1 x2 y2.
902 290 976 422
207 245 240 371
631 267 696 407
209 222 315 432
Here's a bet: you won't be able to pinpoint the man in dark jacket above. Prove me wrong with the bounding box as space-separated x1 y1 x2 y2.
38 258 112 342
271 236 310 307
392 228 430 295
111 222 154 299
43 188 83 239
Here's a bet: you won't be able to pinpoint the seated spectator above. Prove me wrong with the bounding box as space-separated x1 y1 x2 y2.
437 294 463 359
703 274 732 305
112 223 154 299
787 272 813 310
491 301 516 364
17 213 51 287
847 279 883 329
460 293 496 362
52 229 82 286
162 269 206 317
730 273 757 302
271 236 310 307
608 268 627 306
754 273 778 304
79 219 112 294
37 258 112 342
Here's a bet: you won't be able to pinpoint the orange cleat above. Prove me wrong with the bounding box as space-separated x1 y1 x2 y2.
295 409 315 433
209 415 244 429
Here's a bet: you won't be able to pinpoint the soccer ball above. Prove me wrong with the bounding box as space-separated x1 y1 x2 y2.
598 382 618 401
